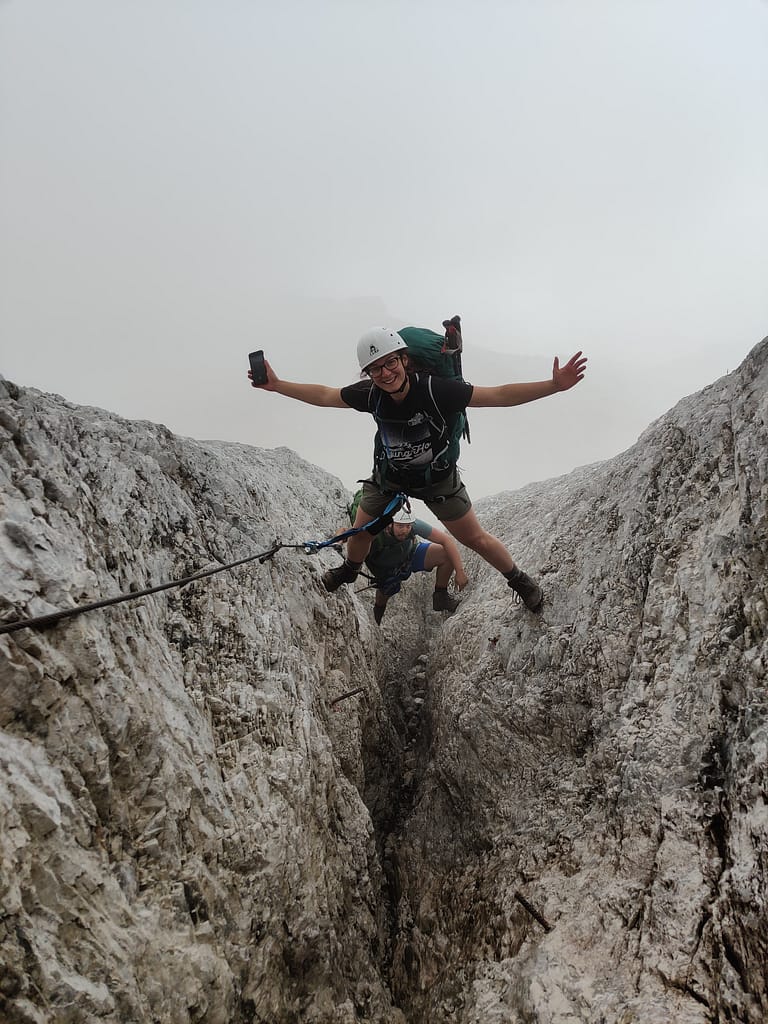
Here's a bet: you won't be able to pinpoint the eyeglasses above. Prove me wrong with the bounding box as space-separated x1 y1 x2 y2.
366 355 402 378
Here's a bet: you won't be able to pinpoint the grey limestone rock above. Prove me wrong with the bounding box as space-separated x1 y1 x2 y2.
387 337 768 1023
1 338 767 1023
0 381 400 1024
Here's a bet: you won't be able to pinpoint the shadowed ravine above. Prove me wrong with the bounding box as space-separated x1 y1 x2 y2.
1 338 767 1024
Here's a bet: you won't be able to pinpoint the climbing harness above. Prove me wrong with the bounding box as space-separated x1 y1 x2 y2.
0 493 407 637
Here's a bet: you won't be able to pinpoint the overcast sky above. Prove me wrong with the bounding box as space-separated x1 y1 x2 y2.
1 0 767 507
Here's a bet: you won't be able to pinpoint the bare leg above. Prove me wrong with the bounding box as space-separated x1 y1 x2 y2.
322 507 376 593
440 508 516 573
346 507 376 563
423 543 453 588
423 543 461 613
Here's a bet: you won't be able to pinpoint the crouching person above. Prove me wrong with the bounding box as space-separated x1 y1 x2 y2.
366 507 468 625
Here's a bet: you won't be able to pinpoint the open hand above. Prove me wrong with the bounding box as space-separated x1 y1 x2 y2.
454 569 469 591
553 352 587 392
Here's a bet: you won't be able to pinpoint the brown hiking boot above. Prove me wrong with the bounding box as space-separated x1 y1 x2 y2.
432 589 459 613
507 568 543 612
322 561 360 592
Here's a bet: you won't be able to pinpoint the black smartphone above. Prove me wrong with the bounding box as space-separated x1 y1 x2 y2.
249 349 268 386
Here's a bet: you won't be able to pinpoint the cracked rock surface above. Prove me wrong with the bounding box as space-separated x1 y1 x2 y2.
1 336 767 1024
0 382 401 1024
388 337 768 1023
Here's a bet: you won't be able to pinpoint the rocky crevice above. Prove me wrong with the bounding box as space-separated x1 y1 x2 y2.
0 381 400 1024
351 576 444 1018
2 336 768 1024
361 340 768 1024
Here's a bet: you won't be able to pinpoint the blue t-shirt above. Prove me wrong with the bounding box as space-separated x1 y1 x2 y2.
412 519 433 540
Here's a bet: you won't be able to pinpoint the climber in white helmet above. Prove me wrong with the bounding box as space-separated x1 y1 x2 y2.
347 501 468 622
249 320 587 612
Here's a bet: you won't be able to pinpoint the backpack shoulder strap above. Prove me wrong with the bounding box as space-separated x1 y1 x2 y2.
425 375 448 435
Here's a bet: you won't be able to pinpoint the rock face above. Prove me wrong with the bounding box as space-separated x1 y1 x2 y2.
1 337 767 1024
0 386 401 1024
388 337 768 1024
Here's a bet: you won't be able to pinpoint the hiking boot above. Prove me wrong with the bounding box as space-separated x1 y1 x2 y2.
507 568 543 612
322 561 360 592
432 589 459 613
373 603 387 625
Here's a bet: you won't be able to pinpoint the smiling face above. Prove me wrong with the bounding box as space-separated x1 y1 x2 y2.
365 352 409 394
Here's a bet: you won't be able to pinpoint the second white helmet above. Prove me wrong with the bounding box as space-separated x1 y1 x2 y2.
392 507 415 525
357 327 407 371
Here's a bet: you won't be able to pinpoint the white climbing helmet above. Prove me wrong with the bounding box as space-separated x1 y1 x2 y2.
392 507 415 526
356 327 407 372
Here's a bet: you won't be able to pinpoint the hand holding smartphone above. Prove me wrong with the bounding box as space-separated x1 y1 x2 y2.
249 349 268 386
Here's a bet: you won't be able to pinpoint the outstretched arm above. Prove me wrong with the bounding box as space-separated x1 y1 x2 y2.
249 359 348 409
469 351 587 408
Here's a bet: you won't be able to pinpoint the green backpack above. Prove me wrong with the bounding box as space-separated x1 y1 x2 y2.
347 487 364 527
372 317 471 486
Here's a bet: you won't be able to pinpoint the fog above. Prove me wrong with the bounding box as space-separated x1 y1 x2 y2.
1 0 766 507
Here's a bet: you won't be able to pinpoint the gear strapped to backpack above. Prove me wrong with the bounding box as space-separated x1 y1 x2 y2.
370 317 471 487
